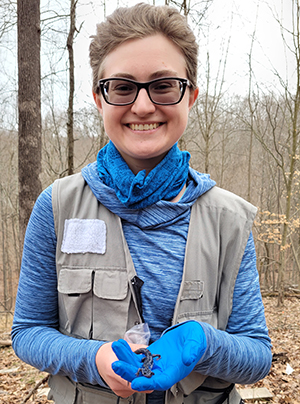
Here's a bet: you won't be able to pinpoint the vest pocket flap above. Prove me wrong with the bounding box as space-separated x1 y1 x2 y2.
180 280 204 300
58 268 93 294
94 269 128 300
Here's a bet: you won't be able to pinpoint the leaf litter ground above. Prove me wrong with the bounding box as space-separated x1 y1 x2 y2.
0 297 299 403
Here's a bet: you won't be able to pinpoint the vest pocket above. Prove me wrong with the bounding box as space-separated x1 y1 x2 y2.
180 280 204 301
58 267 130 341
93 268 130 341
58 268 93 339
176 280 218 327
93 268 128 300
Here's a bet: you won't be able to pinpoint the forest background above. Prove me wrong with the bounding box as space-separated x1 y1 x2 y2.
0 0 300 320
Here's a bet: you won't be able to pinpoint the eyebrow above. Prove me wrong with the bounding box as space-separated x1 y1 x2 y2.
110 70 179 81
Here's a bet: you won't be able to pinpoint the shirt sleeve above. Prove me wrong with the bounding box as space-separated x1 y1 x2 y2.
195 233 272 384
11 185 105 386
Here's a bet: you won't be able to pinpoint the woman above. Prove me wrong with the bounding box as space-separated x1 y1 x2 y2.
12 3 272 404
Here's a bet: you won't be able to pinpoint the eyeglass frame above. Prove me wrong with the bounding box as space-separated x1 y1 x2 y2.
96 77 192 106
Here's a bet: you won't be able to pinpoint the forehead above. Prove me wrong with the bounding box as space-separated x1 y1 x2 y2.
100 34 187 81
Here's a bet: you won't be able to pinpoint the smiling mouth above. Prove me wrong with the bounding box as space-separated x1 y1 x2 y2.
127 123 162 131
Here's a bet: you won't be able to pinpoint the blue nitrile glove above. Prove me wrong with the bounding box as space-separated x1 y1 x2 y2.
112 321 207 391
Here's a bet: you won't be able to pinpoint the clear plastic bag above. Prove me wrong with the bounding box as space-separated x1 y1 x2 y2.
124 323 151 345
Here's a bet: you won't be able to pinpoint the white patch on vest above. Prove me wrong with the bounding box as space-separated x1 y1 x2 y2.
61 219 106 254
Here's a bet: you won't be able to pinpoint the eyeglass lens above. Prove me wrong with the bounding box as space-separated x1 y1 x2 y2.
102 78 184 105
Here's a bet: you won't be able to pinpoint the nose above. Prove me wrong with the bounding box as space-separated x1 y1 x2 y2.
131 88 156 116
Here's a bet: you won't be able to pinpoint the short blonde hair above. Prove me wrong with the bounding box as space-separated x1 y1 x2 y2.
89 3 198 93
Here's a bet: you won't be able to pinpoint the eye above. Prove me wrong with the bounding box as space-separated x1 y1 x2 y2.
111 81 136 95
151 80 178 93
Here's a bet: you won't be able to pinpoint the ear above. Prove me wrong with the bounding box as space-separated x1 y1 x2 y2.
188 87 199 111
93 92 103 115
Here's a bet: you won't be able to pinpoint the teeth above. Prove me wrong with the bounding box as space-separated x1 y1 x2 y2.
129 123 160 131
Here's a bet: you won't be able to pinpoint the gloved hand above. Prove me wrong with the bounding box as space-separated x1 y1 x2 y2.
111 321 207 391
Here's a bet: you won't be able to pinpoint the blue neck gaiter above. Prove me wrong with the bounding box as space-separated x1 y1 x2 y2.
97 141 190 209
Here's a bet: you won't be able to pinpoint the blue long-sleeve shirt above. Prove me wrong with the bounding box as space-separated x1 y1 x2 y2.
12 163 272 388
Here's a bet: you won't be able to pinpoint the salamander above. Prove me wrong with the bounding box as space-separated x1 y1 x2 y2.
134 348 161 378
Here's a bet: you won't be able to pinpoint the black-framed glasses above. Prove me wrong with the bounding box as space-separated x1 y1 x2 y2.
97 77 191 106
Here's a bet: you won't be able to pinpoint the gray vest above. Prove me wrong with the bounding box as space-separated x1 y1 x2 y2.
49 173 257 404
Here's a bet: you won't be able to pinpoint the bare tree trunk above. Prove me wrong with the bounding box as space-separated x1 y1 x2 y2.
17 0 42 246
12 214 20 275
67 0 76 176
